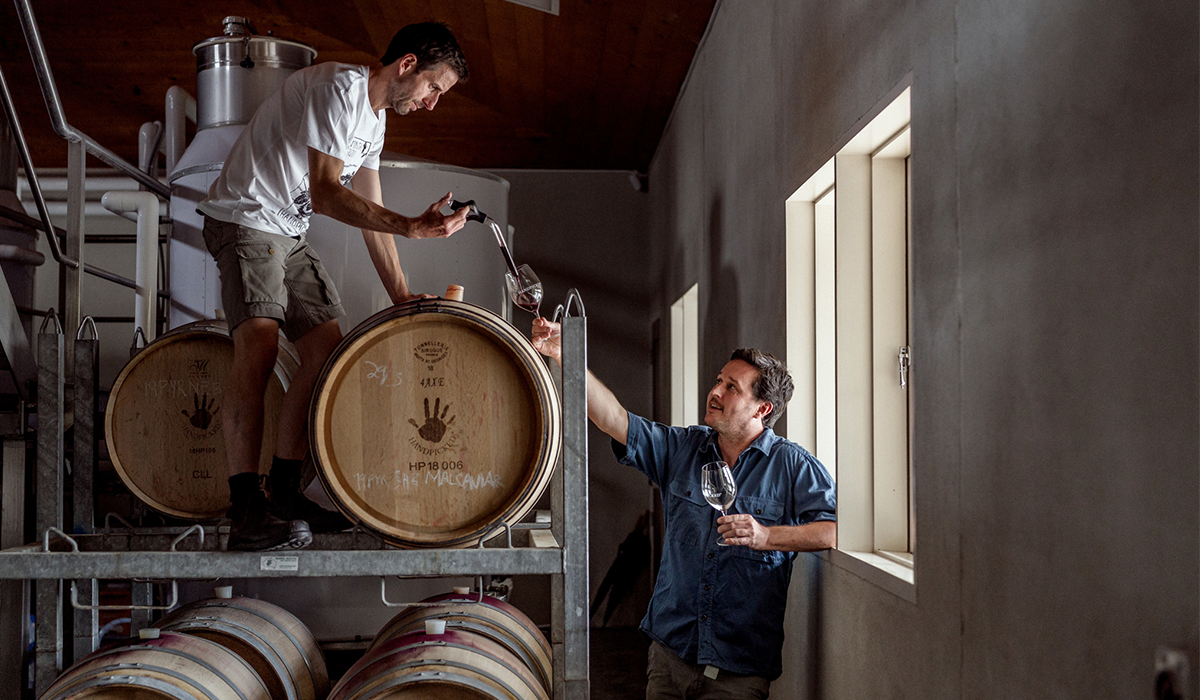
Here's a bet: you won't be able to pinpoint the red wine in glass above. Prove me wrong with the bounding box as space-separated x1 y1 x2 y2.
506 264 543 316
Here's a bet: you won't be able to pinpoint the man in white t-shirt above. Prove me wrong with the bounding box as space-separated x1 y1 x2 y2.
198 23 470 551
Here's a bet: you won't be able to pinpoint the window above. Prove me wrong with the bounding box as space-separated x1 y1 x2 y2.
670 284 699 427
785 87 915 599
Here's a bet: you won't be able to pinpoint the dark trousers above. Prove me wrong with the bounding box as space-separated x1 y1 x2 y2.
645 641 771 700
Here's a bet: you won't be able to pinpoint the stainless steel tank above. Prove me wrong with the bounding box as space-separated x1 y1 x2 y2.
193 17 317 130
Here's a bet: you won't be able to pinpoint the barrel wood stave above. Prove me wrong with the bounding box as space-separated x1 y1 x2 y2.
157 595 329 700
104 320 298 520
330 630 548 700
40 630 270 700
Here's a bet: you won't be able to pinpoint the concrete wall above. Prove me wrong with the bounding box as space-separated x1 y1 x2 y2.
648 1 1197 698
491 169 656 628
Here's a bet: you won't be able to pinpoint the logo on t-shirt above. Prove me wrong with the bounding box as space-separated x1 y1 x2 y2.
350 137 372 159
277 176 313 234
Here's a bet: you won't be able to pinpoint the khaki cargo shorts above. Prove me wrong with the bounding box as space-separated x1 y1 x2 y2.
202 216 345 342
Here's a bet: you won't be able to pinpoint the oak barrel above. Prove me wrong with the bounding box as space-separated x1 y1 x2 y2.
104 320 297 519
310 300 561 548
158 595 330 700
329 629 549 700
40 630 270 700
369 592 551 693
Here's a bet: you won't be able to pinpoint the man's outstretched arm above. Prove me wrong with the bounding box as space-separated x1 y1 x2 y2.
350 167 424 303
532 317 629 445
308 147 468 239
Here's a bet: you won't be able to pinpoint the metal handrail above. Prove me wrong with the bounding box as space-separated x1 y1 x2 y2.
12 0 170 200
0 67 167 298
0 63 72 270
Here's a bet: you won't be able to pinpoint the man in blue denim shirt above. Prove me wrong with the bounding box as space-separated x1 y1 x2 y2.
533 318 836 699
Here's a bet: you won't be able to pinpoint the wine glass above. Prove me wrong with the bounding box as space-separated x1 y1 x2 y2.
701 461 737 546
506 264 543 316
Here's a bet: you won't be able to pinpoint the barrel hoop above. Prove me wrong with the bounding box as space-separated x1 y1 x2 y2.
186 600 319 687
164 616 299 700
390 616 542 687
110 643 257 700
344 660 521 700
446 620 545 687
44 664 224 700
368 639 540 696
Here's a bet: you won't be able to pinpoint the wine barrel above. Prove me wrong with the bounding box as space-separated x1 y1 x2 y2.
329 629 549 700
104 320 297 519
310 300 561 548
369 592 551 693
40 630 270 700
158 595 329 700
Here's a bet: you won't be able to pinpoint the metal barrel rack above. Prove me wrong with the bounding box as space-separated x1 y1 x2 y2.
0 294 591 700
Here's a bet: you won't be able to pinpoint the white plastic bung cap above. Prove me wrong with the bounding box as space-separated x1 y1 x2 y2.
453 587 471 595
425 619 447 635
214 586 233 599
139 628 161 639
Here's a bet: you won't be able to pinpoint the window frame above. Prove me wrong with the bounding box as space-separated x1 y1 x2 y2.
785 85 916 601
670 284 700 428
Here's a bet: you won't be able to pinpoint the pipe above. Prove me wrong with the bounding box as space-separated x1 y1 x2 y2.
13 0 170 200
138 121 163 176
0 64 168 297
0 244 44 266
0 201 167 296
100 191 159 341
165 87 196 174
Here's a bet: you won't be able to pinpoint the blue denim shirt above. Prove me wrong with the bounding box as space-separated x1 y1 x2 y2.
612 412 836 680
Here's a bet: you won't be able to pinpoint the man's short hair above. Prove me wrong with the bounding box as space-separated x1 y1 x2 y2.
730 348 793 429
381 22 469 82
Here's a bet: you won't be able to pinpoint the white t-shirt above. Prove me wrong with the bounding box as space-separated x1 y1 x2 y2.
199 62 386 238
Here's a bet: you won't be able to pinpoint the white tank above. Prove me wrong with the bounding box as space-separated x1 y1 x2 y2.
304 157 511 332
168 125 244 325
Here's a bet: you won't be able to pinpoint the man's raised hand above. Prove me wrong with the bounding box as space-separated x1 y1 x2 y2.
531 317 562 362
407 192 469 239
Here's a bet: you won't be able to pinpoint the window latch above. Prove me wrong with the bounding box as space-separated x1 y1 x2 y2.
898 346 911 388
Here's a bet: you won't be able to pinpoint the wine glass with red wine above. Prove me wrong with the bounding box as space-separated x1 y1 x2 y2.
506 264 543 316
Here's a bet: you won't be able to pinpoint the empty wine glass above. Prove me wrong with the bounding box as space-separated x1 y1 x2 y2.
506 264 543 316
701 461 737 546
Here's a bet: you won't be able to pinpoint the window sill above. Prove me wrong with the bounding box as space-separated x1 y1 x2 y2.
818 548 916 603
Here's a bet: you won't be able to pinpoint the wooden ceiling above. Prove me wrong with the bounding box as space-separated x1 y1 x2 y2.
0 0 715 171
